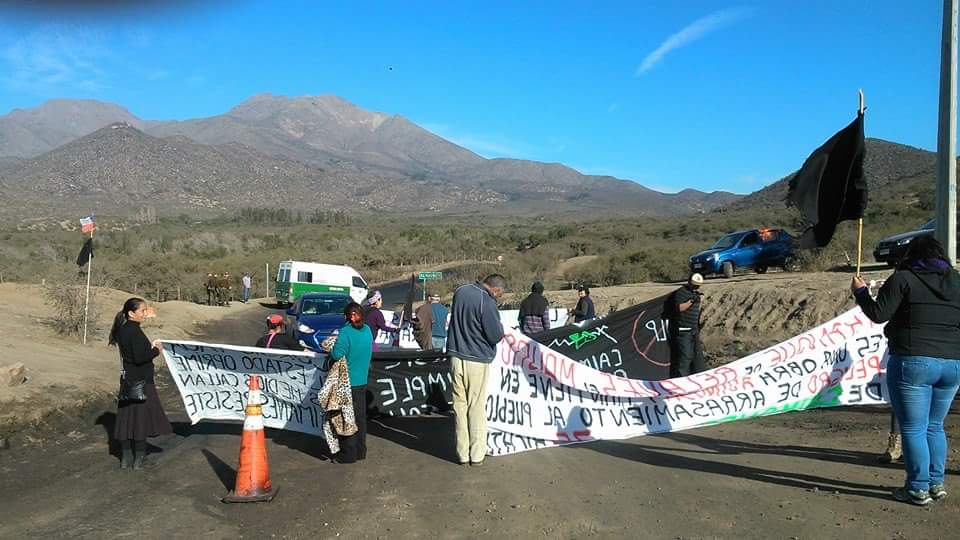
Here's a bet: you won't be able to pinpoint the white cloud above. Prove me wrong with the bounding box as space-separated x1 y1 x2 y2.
1 25 111 92
635 7 751 76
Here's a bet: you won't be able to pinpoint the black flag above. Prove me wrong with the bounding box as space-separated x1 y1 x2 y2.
787 112 867 248
76 238 93 266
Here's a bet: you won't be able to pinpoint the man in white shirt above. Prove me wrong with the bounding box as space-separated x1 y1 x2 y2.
241 273 252 303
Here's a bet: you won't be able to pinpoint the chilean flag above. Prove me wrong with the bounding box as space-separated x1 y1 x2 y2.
80 215 96 233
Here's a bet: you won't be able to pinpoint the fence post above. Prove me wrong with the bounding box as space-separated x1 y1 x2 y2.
156 282 160 302
177 286 181 301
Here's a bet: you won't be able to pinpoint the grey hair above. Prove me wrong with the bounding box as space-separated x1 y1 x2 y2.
483 274 507 291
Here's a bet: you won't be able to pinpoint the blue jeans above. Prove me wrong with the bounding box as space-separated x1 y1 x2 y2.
886 355 960 492
432 336 446 351
242 287 250 302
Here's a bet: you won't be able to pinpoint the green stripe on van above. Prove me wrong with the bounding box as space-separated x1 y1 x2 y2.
275 282 351 303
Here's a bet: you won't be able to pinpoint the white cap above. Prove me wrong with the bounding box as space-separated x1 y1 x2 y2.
689 273 704 285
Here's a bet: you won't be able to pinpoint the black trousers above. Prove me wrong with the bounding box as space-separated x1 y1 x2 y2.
669 331 705 378
337 386 368 463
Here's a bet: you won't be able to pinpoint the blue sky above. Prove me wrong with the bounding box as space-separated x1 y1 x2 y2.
0 1 948 194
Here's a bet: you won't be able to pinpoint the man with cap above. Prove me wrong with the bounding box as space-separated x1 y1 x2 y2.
668 273 706 378
255 314 303 350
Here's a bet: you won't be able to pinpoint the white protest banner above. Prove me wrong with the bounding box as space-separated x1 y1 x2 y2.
158 308 888 457
375 308 569 349
159 341 328 436
485 308 888 455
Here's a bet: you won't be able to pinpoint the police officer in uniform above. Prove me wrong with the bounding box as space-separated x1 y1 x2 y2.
205 273 216 306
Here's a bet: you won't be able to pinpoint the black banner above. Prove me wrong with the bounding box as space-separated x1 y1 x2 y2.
526 293 672 380
368 354 452 417
364 294 673 416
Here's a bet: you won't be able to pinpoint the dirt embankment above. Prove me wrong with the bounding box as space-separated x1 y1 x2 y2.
0 283 265 433
507 268 889 364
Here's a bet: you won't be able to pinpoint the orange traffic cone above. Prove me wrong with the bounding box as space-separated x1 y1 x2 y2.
222 375 278 503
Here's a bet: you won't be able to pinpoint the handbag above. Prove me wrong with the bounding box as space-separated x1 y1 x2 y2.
118 373 147 402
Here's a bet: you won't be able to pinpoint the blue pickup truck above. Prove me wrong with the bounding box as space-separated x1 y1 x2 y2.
689 228 797 278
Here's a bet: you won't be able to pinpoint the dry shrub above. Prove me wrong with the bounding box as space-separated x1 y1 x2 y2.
43 280 98 337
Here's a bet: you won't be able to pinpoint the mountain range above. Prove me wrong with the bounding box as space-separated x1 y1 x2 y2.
0 95 739 220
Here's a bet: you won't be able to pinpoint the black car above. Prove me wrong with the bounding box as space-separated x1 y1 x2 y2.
873 219 935 266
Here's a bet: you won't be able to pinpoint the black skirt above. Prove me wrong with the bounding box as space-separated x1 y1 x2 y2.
114 383 172 441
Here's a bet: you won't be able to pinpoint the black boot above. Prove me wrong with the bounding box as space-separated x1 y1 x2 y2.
120 440 133 469
133 440 147 470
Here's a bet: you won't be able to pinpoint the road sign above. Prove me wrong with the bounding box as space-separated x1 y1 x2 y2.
418 271 443 280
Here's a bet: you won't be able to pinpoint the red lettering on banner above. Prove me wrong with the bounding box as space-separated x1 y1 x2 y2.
820 323 847 347
844 314 864 335
798 334 817 355
558 358 577 388
600 373 617 395
766 347 784 366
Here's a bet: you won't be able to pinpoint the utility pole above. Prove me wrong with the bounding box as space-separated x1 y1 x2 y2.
936 0 958 266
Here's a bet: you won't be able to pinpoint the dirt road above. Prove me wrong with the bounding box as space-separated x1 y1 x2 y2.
2 273 959 539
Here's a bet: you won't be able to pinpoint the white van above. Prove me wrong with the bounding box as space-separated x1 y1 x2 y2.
274 261 368 305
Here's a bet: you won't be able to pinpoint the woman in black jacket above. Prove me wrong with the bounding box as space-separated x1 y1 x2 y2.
852 235 960 505
108 297 172 470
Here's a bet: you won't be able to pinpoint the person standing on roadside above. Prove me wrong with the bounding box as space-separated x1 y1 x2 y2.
446 274 506 466
241 272 252 304
429 293 449 350
363 290 399 351
571 286 595 323
109 297 172 470
668 273 706 378
255 314 303 350
414 294 435 350
205 273 216 306
330 302 373 463
852 235 960 506
519 281 551 334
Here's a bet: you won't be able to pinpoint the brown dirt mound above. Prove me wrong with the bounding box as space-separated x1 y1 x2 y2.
0 283 265 433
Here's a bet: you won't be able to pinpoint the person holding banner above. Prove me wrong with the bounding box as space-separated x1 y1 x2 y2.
330 302 373 463
447 274 506 466
363 290 399 351
571 286 595 323
108 297 172 470
852 235 960 506
255 314 302 350
519 281 550 335
668 273 706 378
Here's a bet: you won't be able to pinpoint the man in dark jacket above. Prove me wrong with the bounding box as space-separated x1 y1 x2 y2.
669 273 706 378
519 281 551 334
446 274 506 466
572 286 595 323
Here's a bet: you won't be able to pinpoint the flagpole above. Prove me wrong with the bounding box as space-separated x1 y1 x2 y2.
856 89 865 277
82 228 93 345
936 0 958 266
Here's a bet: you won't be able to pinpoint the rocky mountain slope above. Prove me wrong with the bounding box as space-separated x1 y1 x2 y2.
0 95 738 219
